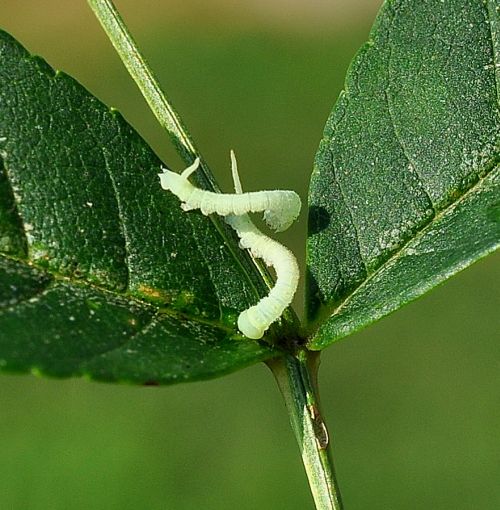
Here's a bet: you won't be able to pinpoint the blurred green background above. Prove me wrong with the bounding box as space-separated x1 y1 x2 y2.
1 1 499 509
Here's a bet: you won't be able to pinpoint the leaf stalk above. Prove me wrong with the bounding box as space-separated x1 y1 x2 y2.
268 350 344 510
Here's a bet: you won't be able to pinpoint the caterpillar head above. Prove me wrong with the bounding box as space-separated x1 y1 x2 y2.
237 308 266 339
158 158 200 201
264 210 294 232
263 193 301 232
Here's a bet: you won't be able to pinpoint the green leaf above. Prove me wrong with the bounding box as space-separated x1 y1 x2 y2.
307 0 500 349
0 29 277 383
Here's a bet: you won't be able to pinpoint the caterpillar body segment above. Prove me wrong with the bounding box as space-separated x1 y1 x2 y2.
225 213 299 339
159 152 301 340
159 156 301 232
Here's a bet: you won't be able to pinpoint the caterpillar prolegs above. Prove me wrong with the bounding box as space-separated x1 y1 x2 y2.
159 152 301 339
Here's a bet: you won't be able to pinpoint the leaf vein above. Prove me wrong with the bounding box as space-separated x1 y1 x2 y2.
383 89 436 215
81 311 160 366
99 149 131 291
0 153 29 255
327 150 367 280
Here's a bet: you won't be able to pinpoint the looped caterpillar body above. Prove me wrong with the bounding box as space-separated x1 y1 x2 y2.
159 156 301 232
225 213 299 339
159 152 301 339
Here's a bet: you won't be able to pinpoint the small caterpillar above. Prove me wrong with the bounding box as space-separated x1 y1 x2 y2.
225 213 300 339
159 152 300 339
159 154 301 232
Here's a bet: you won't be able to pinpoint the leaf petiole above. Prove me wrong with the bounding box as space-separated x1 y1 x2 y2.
269 351 344 510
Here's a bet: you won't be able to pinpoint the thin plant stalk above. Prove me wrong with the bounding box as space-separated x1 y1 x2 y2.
87 0 198 167
269 351 344 510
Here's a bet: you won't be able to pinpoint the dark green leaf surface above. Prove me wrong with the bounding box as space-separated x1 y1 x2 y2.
0 30 276 383
307 0 500 349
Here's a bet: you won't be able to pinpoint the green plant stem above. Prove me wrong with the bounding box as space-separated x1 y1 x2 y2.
268 350 343 510
87 0 199 167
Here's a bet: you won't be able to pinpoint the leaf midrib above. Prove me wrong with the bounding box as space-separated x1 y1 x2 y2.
306 156 500 338
0 251 237 334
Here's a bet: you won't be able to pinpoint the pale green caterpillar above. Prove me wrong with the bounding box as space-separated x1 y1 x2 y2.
159 155 301 232
159 152 301 339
